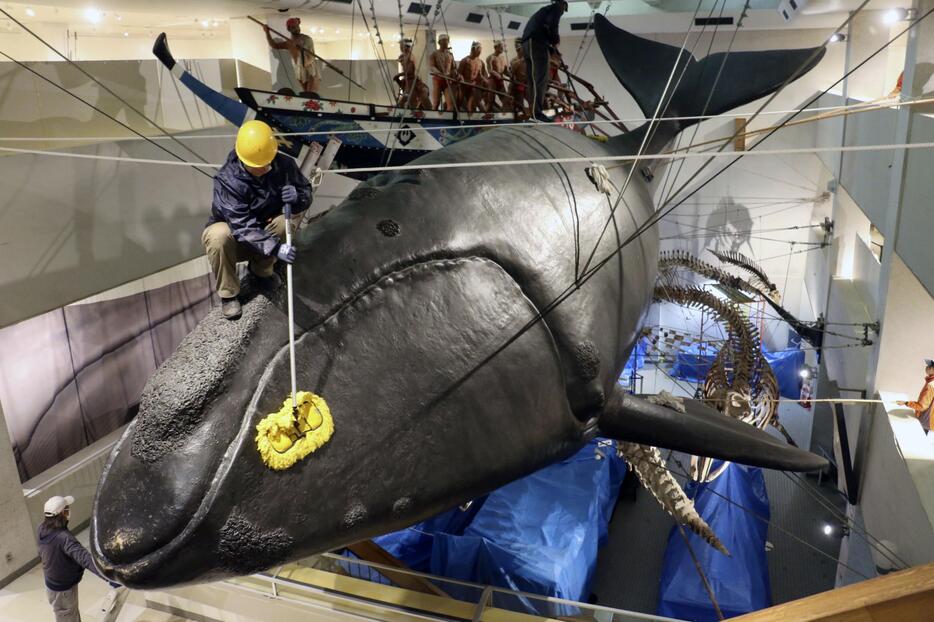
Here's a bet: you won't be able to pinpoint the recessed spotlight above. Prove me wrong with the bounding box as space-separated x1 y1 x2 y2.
123 31 129 37
84 7 103 24
829 32 845 43
200 20 210 28
25 7 36 17
822 523 833 536
116 14 122 22
883 8 908 24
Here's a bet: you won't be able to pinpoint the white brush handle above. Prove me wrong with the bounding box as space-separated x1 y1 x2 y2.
284 203 297 412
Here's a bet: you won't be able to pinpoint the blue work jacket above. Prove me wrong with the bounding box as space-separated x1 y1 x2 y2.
209 150 312 256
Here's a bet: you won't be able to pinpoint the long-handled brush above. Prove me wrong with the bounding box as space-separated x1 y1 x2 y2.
255 202 334 470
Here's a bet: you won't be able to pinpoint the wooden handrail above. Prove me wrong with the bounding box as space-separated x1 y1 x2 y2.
731 562 934 621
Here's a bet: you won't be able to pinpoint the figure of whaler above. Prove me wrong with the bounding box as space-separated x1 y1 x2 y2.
264 17 321 95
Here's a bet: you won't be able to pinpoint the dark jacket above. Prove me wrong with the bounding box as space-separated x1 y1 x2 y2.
210 150 312 257
37 523 103 591
522 2 563 46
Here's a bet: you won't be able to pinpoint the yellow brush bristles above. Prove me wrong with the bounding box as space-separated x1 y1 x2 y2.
255 391 334 470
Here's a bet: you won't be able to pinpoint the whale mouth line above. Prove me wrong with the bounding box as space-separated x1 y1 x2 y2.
93 253 528 581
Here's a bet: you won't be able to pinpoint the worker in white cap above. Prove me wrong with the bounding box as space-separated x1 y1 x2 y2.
37 495 119 621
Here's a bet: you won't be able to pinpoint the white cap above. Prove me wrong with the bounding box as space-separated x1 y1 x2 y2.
44 495 75 517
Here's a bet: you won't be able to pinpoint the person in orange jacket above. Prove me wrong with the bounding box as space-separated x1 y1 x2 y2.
897 359 934 434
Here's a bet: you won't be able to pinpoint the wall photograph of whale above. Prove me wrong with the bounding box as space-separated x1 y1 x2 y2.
91 16 831 588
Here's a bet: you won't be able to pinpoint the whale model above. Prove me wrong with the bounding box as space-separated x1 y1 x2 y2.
92 16 828 588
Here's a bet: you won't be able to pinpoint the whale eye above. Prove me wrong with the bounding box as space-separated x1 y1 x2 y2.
377 219 401 237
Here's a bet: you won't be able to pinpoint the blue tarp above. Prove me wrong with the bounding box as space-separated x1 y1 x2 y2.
657 463 772 621
763 347 805 399
623 338 648 374
373 439 626 616
669 343 804 399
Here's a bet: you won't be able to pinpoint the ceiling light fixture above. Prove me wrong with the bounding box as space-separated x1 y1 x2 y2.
123 31 129 37
200 19 210 28
883 8 908 24
828 32 845 43
25 7 35 17
84 7 103 24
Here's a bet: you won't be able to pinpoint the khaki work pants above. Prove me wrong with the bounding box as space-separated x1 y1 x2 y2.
46 585 80 622
202 214 300 299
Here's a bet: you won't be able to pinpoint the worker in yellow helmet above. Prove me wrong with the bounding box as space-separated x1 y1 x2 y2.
202 120 312 319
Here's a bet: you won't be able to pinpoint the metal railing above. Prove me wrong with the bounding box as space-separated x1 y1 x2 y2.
245 552 685 622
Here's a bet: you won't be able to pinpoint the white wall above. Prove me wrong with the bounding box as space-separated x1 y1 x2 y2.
0 402 36 586
873 255 934 396
0 23 232 63
858 399 934 567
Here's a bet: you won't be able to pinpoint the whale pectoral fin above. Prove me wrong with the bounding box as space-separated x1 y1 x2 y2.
597 386 828 472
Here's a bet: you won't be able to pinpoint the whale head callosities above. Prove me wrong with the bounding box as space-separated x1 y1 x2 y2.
93 18 831 586
92 126 646 587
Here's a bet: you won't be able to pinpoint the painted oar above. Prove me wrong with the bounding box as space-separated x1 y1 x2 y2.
248 16 366 91
152 33 303 159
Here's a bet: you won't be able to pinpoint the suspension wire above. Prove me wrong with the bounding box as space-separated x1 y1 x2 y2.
655 0 923 226
730 164 818 193
0 49 215 180
397 0 405 43
496 9 510 63
659 454 874 581
0 7 212 167
630 0 729 196
677 521 726 620
660 1 747 207
571 2 610 75
434 2 461 116
663 221 823 234
365 0 397 99
5 96 927 143
661 232 825 244
755 245 827 263
578 0 710 277
349 0 357 101
382 0 442 165
569 4 597 75
656 0 739 207
782 471 911 571
4 141 934 182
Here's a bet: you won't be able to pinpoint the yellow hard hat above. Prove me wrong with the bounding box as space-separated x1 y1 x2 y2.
235 120 278 168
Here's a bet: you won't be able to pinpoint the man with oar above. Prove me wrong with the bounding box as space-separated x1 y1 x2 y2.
202 120 311 320
265 17 320 94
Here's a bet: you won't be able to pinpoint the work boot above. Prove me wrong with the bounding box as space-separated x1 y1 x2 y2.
251 270 282 292
221 297 241 320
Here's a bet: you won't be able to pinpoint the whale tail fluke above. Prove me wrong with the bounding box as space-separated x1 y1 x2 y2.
593 14 826 134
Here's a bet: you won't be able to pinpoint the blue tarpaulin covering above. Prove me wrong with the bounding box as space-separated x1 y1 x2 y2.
623 337 648 374
373 439 626 616
657 463 772 621
669 343 804 399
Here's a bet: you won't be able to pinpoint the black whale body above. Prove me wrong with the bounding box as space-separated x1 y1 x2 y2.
92 17 828 587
